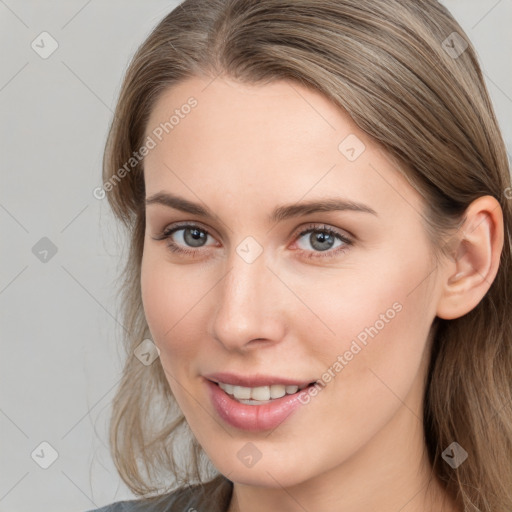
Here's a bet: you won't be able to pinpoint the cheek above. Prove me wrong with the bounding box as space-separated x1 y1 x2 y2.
314 242 437 417
295 246 435 350
141 256 171 338
140 254 205 412
140 253 198 360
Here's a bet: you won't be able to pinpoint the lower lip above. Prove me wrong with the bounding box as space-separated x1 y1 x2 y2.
205 379 313 432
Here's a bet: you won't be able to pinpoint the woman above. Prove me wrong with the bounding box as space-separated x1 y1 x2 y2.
89 0 512 510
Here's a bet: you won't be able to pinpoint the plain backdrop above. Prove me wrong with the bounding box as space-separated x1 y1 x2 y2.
0 1 511 511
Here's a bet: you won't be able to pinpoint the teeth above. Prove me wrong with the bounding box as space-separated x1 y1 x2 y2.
218 382 307 402
270 384 286 399
223 383 234 395
251 386 270 401
232 385 251 399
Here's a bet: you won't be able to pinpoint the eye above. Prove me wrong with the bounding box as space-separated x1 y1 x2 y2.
152 223 217 256
292 224 352 259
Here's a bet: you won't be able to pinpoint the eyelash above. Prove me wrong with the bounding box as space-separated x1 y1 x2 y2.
152 222 353 260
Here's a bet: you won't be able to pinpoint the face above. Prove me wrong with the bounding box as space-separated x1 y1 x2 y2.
140 76 446 489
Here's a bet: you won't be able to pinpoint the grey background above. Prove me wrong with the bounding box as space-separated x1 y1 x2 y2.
0 1 510 511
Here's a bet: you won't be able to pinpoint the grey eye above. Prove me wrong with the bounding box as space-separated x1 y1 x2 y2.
173 227 211 248
296 230 344 252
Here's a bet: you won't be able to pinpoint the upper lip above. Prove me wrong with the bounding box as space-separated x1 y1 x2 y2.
203 372 316 388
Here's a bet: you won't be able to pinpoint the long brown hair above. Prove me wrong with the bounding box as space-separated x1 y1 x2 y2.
101 1 512 510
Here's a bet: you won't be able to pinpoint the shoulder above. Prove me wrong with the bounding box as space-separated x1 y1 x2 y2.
84 476 233 512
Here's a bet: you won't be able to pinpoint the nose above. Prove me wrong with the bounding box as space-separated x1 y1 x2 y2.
209 245 287 352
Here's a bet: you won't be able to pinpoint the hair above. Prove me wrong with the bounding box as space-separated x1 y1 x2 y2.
101 0 512 510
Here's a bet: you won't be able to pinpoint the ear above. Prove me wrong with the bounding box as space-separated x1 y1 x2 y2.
436 195 504 320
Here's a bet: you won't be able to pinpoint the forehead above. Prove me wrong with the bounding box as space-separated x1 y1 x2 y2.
145 76 361 150
142 76 422 220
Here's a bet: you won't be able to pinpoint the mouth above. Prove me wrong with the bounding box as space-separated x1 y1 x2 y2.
205 376 318 431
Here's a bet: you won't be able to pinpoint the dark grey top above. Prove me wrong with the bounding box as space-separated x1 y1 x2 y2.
85 476 233 512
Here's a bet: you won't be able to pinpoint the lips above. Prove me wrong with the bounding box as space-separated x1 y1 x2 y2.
203 373 317 431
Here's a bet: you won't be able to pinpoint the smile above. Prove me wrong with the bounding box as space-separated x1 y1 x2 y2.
204 374 317 431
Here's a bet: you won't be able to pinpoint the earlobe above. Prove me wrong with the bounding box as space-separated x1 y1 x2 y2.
436 196 504 320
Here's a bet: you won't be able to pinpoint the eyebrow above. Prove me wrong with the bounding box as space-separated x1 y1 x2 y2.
145 191 378 223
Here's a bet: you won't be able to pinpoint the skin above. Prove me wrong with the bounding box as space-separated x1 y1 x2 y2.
140 76 503 512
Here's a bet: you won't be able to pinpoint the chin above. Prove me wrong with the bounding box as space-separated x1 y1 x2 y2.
211 451 313 489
